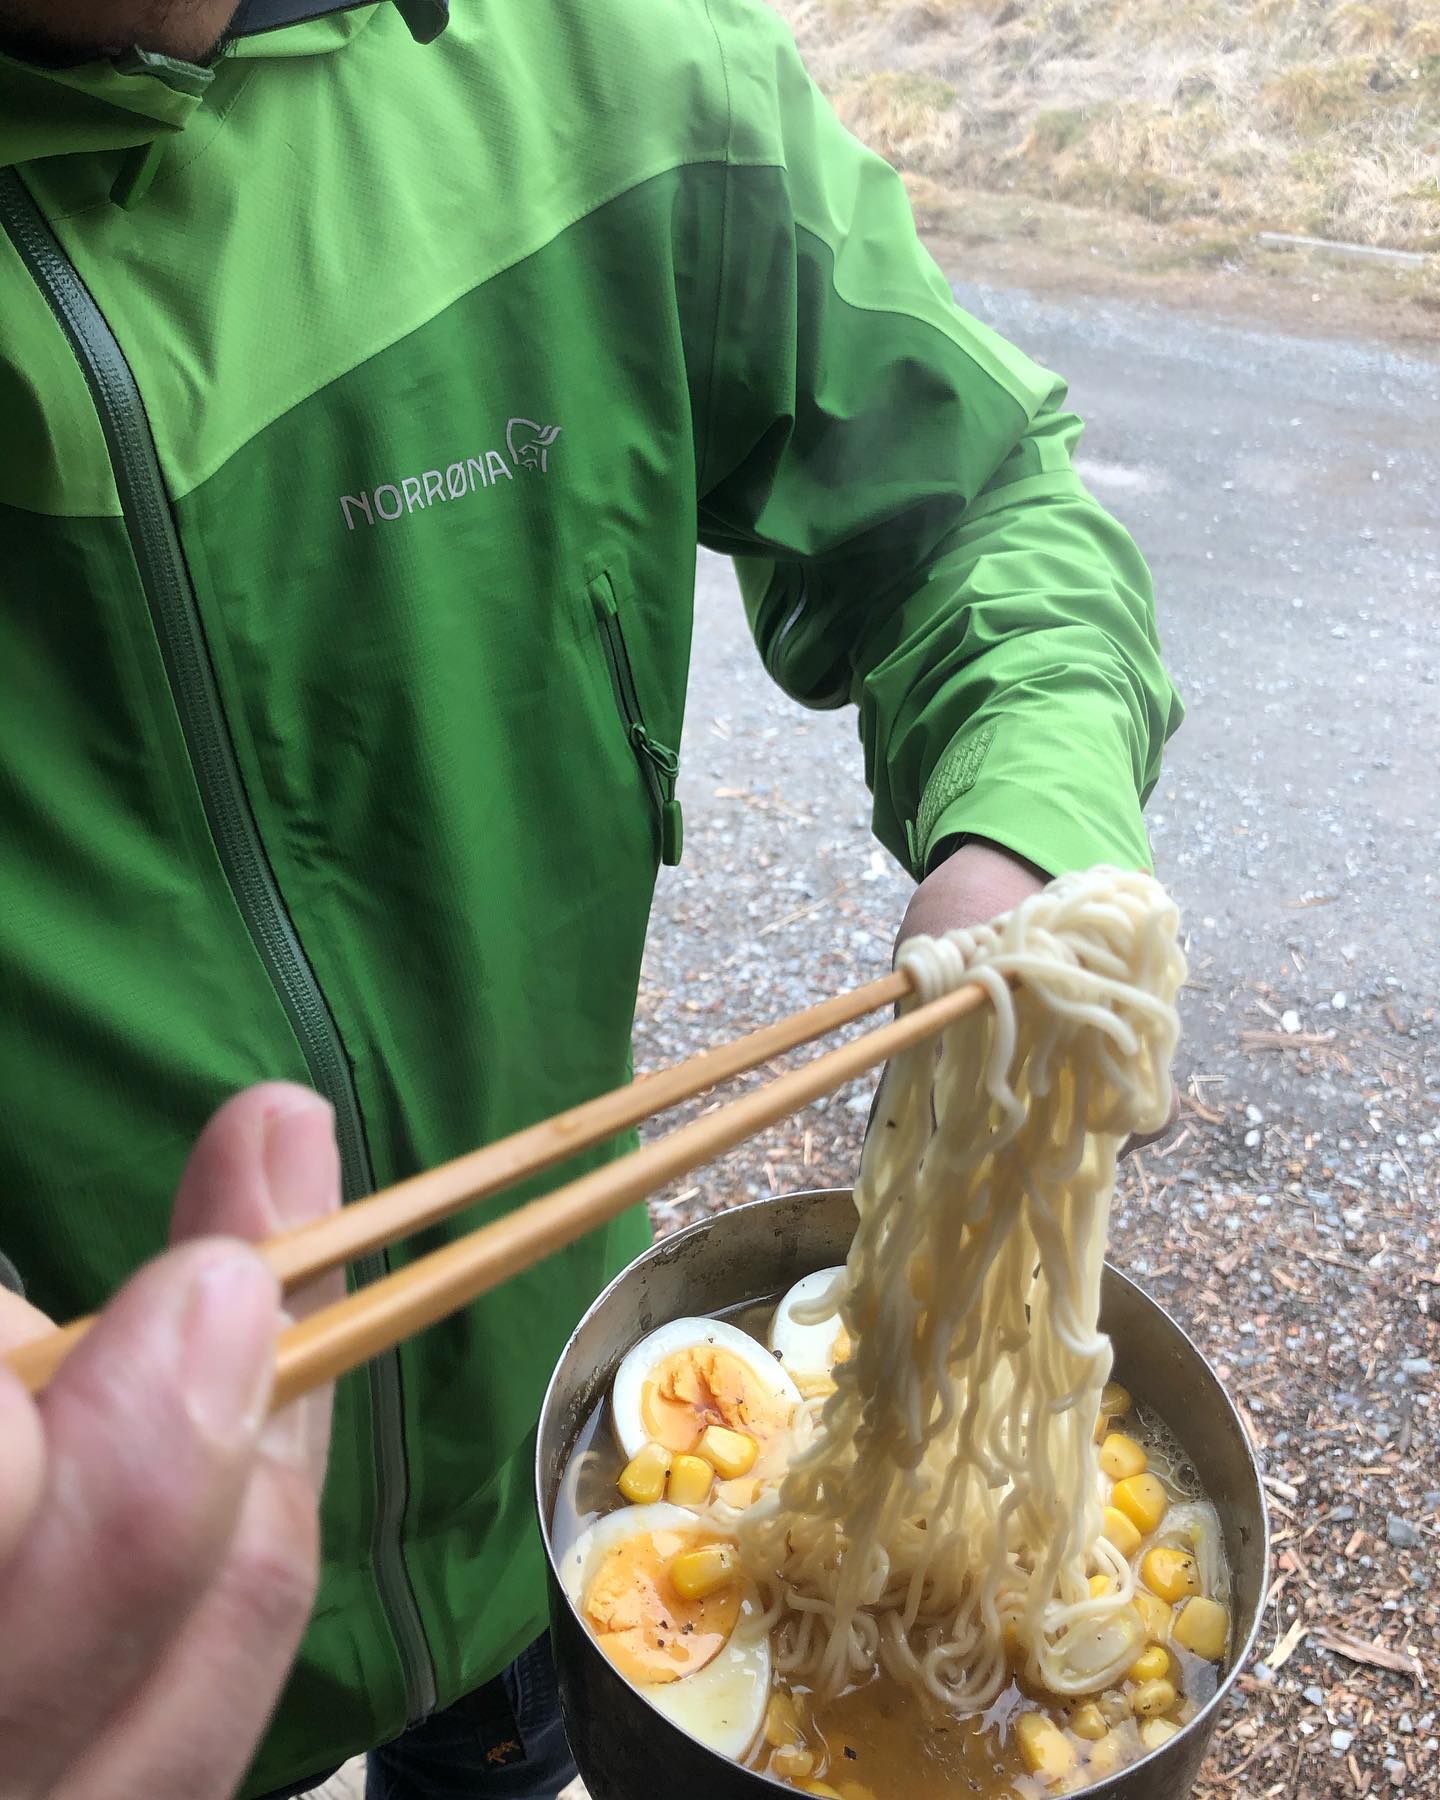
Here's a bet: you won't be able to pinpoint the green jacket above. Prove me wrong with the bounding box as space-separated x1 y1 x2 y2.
0 0 1180 1788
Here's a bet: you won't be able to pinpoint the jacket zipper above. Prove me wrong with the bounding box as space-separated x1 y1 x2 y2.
0 169 437 1725
588 573 683 865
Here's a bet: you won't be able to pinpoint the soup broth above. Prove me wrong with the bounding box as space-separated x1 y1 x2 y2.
552 1293 1230 1799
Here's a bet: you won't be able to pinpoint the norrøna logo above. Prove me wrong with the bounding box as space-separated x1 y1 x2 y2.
338 419 561 530
506 418 561 472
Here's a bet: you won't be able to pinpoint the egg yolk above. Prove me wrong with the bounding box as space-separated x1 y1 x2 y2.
583 1528 741 1686
640 1346 791 1454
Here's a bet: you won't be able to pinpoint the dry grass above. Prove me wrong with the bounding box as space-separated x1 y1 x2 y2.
774 0 1440 252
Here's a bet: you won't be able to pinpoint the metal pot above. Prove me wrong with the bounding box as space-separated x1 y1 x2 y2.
536 1189 1269 1800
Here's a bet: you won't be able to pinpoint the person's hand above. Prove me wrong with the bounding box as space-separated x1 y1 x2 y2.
895 837 1176 1154
0 1082 341 1800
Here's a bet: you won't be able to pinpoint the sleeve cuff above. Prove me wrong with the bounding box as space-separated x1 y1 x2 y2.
914 721 1155 881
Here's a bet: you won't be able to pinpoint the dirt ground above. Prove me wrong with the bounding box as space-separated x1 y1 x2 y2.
910 186 1440 355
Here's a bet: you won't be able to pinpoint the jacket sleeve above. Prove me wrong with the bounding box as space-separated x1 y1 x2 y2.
694 3 1183 880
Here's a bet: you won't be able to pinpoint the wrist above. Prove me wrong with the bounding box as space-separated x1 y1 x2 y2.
899 836 1049 947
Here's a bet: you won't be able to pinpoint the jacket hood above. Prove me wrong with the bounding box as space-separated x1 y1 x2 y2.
0 0 444 169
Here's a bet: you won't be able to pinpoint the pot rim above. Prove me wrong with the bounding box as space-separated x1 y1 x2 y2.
536 1188 1272 1797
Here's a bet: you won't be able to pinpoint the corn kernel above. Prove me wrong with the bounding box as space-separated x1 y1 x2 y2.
1069 1703 1109 1741
669 1542 739 1600
696 1424 758 1479
1100 1433 1148 1481
1102 1505 1143 1560
1128 1645 1171 1683
796 1785 844 1799
716 1475 763 1509
1097 1690 1130 1726
765 1691 806 1749
1101 1382 1133 1418
1089 1574 1114 1599
1133 1590 1173 1643
618 1441 671 1505
1142 1547 1201 1605
1131 1678 1178 1719
1015 1712 1077 1780
1113 1473 1168 1536
1085 1732 1128 1776
771 1744 815 1780
1139 1718 1181 1752
1173 1596 1229 1661
665 1452 714 1507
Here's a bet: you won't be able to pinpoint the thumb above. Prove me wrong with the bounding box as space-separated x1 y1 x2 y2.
170 1082 340 1246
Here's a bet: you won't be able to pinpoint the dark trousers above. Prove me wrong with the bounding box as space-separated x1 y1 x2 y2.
264 1635 577 1800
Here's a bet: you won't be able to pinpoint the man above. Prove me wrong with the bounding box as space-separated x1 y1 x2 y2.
0 0 1182 1791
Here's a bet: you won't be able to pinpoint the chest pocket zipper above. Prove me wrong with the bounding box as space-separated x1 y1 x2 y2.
588 572 683 866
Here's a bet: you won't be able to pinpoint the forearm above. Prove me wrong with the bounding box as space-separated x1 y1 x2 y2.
854 415 1182 883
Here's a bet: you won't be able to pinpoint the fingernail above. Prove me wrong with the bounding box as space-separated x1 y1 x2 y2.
181 1248 279 1446
263 1097 338 1230
257 1306 312 1469
261 1392 316 1470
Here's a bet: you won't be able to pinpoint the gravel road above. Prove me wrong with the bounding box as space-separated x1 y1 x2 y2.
633 287 1440 1798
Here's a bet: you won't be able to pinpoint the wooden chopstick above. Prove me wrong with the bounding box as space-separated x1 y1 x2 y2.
7 972 984 1404
266 974 986 1409
3 965 910 1394
262 966 911 1290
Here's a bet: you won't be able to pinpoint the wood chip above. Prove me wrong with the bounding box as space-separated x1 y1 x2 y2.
1239 1029 1337 1051
1267 1617 1308 1670
1310 1626 1423 1679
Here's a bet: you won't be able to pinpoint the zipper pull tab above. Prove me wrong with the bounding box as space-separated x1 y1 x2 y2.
659 797 683 866
630 724 678 782
630 726 684 865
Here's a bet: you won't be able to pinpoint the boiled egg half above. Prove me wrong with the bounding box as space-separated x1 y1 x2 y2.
768 1267 850 1394
560 1502 771 1758
611 1317 802 1481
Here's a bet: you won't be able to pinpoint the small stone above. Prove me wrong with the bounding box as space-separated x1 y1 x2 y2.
1400 1358 1432 1378
1280 1008 1301 1033
1244 1128 1261 1149
1303 1685 1325 1705
1331 991 1348 1010
1387 1515 1422 1550
1330 1728 1355 1752
1386 1761 1407 1785
1423 1491 1440 1512
1245 1103 1264 1124
1330 1506 1356 1523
